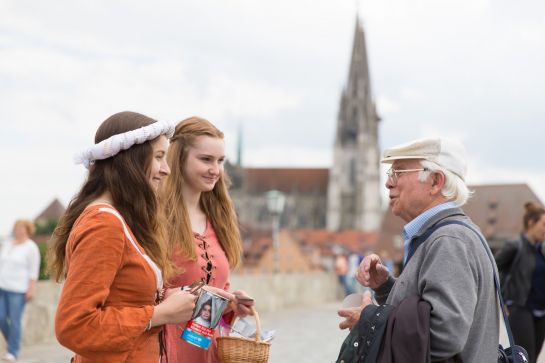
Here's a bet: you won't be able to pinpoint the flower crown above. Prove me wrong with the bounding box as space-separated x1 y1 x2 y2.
75 120 175 169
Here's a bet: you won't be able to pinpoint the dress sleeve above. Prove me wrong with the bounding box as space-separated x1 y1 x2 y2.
55 211 154 355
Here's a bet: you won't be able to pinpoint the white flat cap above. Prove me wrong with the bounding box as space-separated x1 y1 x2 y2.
381 137 467 181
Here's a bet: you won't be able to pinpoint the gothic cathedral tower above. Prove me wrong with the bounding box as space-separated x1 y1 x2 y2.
327 18 382 231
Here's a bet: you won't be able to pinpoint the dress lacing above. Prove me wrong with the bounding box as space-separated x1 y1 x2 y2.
194 232 217 285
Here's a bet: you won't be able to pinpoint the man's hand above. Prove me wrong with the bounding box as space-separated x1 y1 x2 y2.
356 253 389 289
337 292 373 330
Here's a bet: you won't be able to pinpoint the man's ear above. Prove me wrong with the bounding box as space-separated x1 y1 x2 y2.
430 171 446 194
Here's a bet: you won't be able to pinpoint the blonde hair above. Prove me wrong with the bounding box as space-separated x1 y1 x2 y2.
161 116 242 267
14 219 35 237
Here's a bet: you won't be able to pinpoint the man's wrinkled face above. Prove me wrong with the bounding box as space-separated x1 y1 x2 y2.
385 159 432 223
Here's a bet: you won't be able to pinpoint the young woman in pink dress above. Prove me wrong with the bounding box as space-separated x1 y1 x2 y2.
160 116 254 363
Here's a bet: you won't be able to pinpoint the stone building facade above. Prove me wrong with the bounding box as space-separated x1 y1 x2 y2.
227 166 329 230
326 18 382 231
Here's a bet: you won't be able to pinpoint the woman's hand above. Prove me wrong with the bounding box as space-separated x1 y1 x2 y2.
151 290 197 327
25 288 35 301
26 279 36 301
201 286 254 317
201 285 235 301
214 288 255 318
230 290 255 318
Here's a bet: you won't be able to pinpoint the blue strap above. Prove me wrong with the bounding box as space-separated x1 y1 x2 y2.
404 213 465 267
408 219 516 347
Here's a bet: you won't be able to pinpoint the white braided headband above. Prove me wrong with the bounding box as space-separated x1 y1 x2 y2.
75 120 175 169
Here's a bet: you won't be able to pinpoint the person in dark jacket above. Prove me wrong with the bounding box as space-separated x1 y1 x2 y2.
495 202 545 363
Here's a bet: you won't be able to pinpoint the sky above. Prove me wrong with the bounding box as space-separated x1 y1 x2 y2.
1 0 545 236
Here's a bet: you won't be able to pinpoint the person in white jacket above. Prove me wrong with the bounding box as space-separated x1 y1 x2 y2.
0 219 40 361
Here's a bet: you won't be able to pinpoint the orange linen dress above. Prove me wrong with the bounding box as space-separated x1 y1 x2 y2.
55 205 161 363
162 222 232 363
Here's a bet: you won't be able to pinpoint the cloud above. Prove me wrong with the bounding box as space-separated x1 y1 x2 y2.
2 0 545 235
517 22 545 44
193 73 302 120
376 96 400 114
468 158 545 204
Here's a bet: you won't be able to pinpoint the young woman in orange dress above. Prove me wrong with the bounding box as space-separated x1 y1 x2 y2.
160 116 254 363
48 111 197 362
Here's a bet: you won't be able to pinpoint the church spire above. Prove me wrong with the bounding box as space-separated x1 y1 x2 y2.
347 16 371 104
327 16 382 232
355 0 364 32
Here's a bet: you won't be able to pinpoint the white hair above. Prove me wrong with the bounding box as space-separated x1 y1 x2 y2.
417 160 473 206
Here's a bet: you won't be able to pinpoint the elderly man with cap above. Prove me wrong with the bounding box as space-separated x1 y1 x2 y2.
338 138 499 362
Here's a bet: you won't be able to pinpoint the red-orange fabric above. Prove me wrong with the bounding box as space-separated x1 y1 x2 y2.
55 205 160 362
162 223 231 363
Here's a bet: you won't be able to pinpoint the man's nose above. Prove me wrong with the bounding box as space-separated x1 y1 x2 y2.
385 178 394 189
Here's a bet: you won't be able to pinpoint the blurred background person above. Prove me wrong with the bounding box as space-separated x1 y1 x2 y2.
496 202 545 363
0 219 40 362
346 250 362 294
334 248 352 296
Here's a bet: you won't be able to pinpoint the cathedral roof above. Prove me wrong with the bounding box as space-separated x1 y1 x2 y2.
35 198 65 222
463 183 541 241
241 168 329 194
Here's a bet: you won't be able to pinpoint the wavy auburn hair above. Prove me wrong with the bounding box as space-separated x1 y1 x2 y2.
48 111 174 281
161 116 242 268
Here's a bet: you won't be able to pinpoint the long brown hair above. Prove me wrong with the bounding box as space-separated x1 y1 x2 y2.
48 111 174 281
161 116 242 267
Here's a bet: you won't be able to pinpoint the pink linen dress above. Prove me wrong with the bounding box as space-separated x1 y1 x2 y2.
162 222 232 363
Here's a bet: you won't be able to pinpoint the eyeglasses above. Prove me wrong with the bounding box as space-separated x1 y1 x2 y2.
386 167 428 183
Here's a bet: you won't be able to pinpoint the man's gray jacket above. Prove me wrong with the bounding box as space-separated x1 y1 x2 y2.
374 208 499 362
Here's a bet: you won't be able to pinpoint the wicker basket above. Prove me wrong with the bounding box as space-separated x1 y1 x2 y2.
217 307 271 363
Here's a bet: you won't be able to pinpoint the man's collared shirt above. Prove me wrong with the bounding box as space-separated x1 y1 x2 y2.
402 201 457 265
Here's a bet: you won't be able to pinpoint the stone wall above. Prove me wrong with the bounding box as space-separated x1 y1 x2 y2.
0 272 342 347
230 271 342 314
